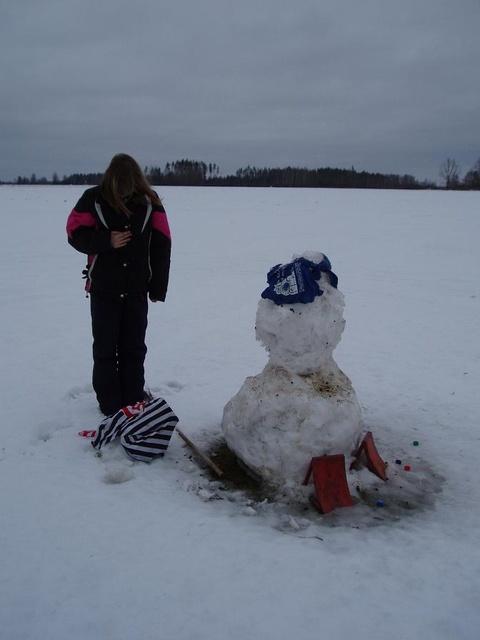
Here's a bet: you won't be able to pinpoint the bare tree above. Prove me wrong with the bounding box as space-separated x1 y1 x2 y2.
439 158 461 189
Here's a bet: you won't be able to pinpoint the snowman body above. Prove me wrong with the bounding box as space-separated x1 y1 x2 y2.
221 252 362 500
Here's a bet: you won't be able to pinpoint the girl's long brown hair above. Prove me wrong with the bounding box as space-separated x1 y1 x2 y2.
100 153 161 216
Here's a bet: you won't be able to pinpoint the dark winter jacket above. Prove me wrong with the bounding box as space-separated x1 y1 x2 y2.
66 186 171 301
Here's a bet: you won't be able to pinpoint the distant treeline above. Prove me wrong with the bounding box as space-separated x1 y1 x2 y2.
145 161 428 189
6 157 480 189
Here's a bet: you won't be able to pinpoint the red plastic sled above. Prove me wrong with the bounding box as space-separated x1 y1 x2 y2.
350 431 387 481
302 454 354 514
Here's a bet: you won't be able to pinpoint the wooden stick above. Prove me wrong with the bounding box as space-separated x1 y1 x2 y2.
176 428 224 478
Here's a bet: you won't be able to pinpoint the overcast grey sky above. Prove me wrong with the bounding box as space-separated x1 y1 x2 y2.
1 0 479 183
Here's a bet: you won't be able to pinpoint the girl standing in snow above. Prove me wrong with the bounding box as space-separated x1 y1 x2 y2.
66 153 172 416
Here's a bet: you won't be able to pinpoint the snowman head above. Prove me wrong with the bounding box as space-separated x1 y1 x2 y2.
256 252 345 374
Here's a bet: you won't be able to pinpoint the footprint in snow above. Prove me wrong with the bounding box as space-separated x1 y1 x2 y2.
102 465 135 484
149 381 184 394
64 384 93 400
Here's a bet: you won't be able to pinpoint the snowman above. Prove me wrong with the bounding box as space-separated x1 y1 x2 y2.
221 251 362 501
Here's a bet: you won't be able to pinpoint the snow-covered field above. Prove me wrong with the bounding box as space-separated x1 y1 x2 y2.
1 185 479 639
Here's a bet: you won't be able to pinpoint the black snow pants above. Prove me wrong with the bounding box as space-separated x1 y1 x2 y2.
90 293 148 416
